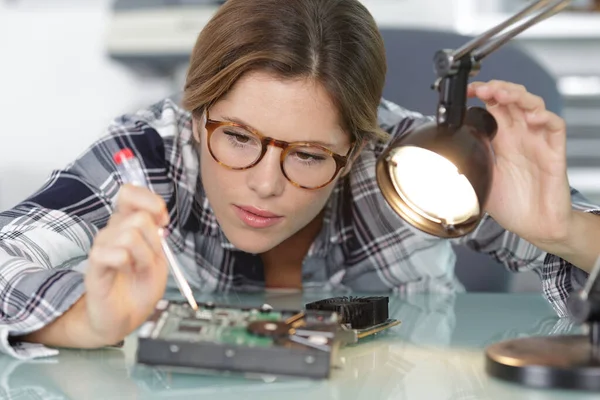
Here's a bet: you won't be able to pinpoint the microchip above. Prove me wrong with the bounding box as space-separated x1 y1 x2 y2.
195 310 212 320
178 323 203 333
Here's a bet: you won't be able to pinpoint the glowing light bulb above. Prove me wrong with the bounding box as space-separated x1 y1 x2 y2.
389 146 479 225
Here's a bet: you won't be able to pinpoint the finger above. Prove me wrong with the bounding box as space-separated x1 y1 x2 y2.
477 81 527 104
524 110 567 152
93 221 123 246
514 92 545 114
102 212 164 265
114 229 157 275
526 110 566 132
480 85 529 126
466 82 486 98
495 89 546 126
466 84 508 127
478 93 514 128
468 82 499 108
119 212 164 259
507 103 528 128
115 184 169 226
93 211 165 265
486 90 524 128
470 83 505 109
467 82 500 106
88 245 133 275
487 83 548 121
486 80 527 96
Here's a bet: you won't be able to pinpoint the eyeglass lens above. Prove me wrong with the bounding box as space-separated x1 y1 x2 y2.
209 124 338 188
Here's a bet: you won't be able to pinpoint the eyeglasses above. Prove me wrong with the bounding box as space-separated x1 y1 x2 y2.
203 110 355 189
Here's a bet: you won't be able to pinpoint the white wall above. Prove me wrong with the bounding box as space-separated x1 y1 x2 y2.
0 0 173 210
2 0 598 212
0 0 459 211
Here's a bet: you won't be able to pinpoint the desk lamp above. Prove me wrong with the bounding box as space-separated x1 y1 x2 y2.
486 256 600 391
376 0 572 238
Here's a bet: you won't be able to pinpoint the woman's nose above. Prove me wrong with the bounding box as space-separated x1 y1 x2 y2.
246 146 286 198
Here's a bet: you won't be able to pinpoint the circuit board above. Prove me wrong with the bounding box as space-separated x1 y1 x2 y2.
136 299 345 379
150 302 285 346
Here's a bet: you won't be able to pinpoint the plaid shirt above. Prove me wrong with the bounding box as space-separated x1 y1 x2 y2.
0 97 597 359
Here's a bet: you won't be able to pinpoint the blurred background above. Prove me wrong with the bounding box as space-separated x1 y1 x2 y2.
0 0 599 291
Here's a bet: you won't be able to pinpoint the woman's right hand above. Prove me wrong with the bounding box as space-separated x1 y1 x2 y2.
83 184 170 346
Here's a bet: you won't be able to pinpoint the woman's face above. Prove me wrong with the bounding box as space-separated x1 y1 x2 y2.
194 71 353 254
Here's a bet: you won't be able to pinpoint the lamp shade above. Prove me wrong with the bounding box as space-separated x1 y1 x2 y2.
376 107 497 238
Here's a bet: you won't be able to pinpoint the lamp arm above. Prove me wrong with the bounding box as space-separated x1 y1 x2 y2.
471 0 572 62
431 0 572 128
452 0 571 62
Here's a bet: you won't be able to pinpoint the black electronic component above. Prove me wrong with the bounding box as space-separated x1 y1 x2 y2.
304 296 400 344
178 324 203 334
305 296 390 329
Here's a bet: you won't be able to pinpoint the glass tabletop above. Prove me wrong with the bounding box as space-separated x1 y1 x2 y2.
0 292 597 400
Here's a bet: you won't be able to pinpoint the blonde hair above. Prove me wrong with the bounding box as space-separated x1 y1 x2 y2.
182 0 388 143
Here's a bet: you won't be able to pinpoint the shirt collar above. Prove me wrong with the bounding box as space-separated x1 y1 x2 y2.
314 177 356 257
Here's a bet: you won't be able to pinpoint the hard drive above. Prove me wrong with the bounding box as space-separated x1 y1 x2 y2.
136 299 345 379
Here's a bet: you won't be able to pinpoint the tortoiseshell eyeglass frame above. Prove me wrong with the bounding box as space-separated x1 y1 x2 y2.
202 109 356 190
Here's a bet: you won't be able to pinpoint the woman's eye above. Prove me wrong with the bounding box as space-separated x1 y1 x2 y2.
224 131 250 143
295 151 326 162
298 151 324 160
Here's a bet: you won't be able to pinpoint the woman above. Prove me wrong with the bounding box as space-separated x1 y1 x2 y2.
1 0 599 359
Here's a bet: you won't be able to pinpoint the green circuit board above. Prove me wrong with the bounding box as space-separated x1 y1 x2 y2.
142 300 339 349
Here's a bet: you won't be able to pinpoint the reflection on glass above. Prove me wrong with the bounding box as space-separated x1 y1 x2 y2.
0 292 584 400
0 347 139 399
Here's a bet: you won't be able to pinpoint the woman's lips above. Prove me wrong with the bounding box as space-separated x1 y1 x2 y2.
233 205 284 228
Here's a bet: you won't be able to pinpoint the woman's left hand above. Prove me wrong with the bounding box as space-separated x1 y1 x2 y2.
467 80 573 246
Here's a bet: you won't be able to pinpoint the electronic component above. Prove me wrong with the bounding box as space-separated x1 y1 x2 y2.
136 299 345 379
136 296 401 379
305 296 400 343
